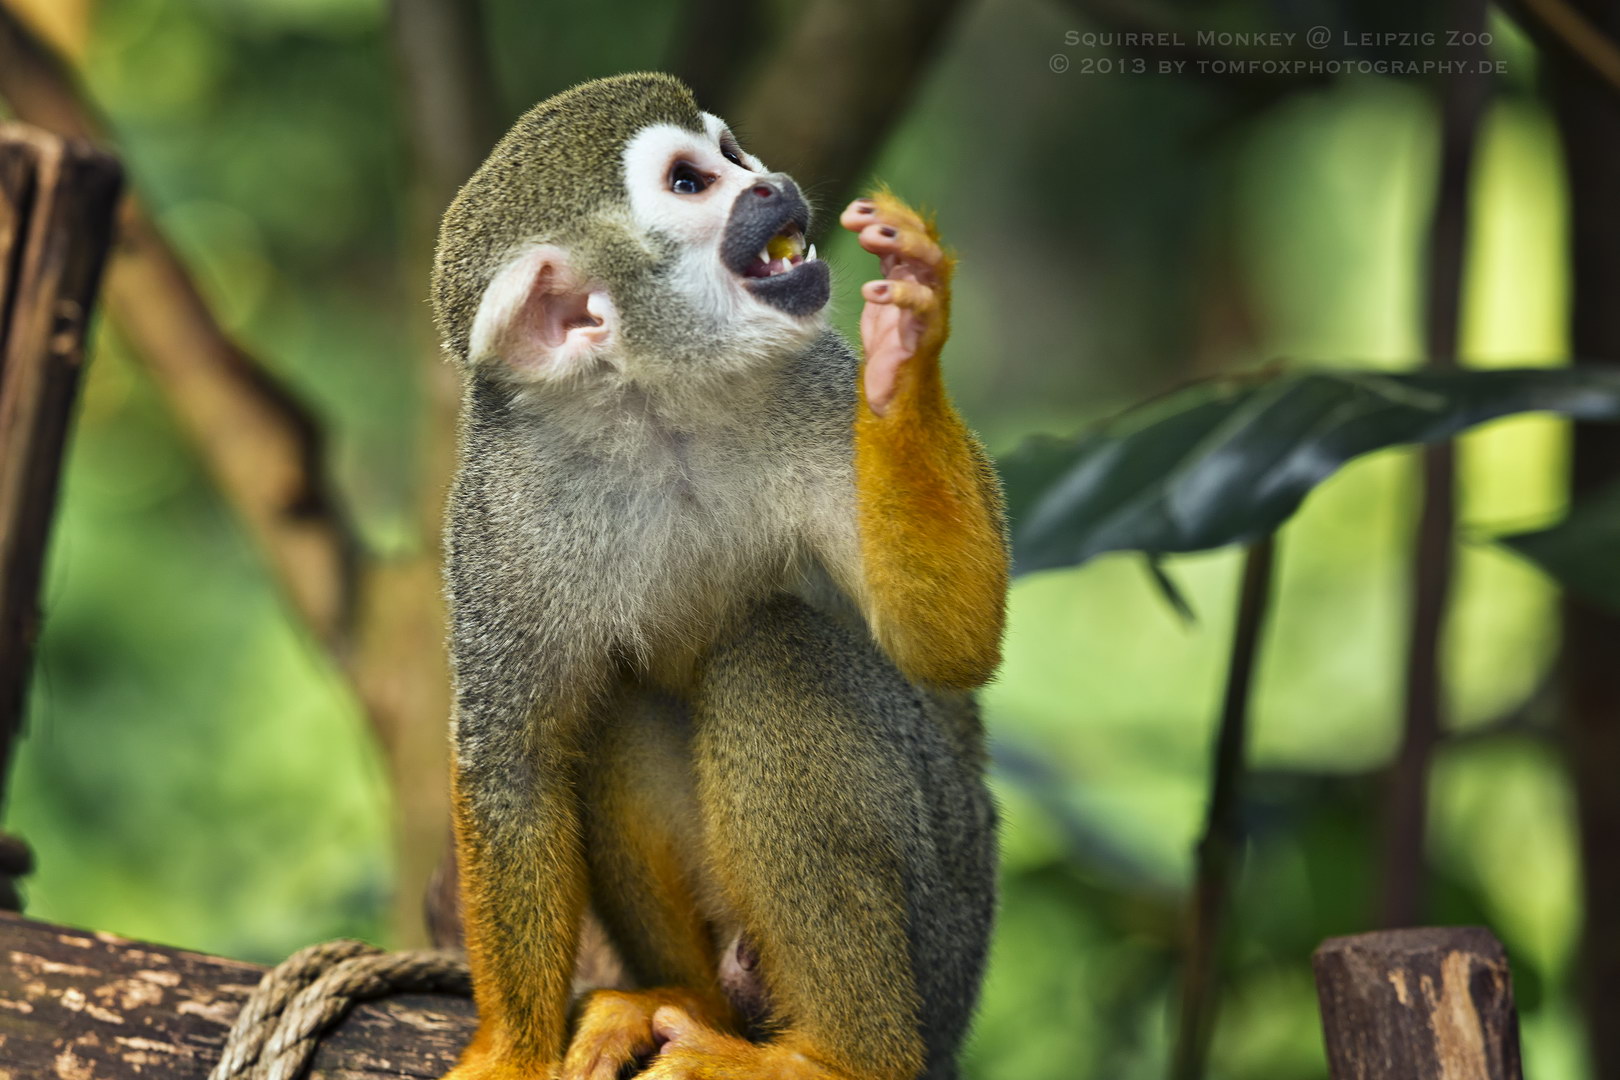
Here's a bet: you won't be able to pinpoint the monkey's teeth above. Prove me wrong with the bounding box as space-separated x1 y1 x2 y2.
741 240 809 278
807 243 817 262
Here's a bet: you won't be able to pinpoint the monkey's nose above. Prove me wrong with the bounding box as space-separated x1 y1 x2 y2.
749 175 803 202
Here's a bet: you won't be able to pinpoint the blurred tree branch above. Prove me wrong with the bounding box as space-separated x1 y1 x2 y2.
0 1 361 649
710 0 969 228
380 0 513 946
387 0 503 529
1505 0 1620 96
1548 0 1620 1069
0 0 462 945
665 0 771 123
1379 0 1489 931
389 0 503 219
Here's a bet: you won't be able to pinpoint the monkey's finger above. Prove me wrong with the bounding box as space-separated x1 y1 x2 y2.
862 279 937 315
857 222 943 274
839 198 878 232
864 189 932 236
841 195 929 241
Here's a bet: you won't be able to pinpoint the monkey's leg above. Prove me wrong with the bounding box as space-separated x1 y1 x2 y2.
836 190 1008 693
445 661 599 1080
564 691 738 1080
640 597 985 1080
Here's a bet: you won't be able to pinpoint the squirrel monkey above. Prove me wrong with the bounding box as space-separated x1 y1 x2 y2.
432 73 1008 1080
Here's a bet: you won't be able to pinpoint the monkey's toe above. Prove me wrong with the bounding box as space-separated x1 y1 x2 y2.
640 1013 844 1080
563 990 717 1080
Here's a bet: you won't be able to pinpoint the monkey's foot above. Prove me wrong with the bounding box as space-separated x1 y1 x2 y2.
840 191 950 417
562 988 721 1080
638 1006 847 1080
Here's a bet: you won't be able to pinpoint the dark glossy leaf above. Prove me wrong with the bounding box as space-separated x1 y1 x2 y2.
1498 480 1620 616
1002 366 1620 575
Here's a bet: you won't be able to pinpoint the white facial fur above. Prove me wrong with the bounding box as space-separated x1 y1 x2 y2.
468 112 824 392
617 113 825 366
622 113 767 251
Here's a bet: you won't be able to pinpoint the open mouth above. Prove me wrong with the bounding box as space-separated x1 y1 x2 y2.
740 223 816 280
720 180 831 317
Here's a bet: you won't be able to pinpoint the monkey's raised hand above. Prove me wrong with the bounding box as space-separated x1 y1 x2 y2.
842 190 1005 691
840 193 951 416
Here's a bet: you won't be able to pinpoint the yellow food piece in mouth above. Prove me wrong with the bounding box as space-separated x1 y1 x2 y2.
766 234 797 261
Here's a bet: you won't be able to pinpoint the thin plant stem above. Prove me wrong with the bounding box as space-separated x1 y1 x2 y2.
1170 536 1278 1080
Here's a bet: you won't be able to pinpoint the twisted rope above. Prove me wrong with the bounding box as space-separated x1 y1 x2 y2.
209 942 471 1080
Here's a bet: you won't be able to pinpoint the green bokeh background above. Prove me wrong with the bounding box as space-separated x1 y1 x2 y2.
3 1 1587 1077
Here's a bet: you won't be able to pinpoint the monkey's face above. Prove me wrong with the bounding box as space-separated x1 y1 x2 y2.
439 75 831 396
620 114 831 325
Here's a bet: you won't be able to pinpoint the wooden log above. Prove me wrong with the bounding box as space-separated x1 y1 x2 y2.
0 911 475 1078
1312 926 1523 1080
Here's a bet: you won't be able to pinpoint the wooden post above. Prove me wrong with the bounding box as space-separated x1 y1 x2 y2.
0 122 122 908
1313 927 1523 1080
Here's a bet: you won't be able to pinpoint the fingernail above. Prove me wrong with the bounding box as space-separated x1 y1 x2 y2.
880 226 896 237
873 283 890 297
856 201 874 212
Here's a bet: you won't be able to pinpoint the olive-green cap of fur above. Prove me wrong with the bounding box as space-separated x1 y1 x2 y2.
432 72 704 361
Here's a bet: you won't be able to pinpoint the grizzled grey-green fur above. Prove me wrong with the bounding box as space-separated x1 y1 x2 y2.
431 72 703 362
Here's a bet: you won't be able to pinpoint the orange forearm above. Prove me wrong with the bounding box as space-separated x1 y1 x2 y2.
852 247 1008 689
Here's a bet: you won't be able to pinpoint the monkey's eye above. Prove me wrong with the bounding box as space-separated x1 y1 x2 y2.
670 162 710 195
721 145 743 167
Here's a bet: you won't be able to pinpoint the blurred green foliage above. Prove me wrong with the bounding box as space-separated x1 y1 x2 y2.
1 1 1590 1077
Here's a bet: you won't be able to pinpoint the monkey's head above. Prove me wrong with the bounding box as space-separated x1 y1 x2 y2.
432 73 831 393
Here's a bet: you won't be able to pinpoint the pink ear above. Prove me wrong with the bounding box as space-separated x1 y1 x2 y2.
468 246 616 377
